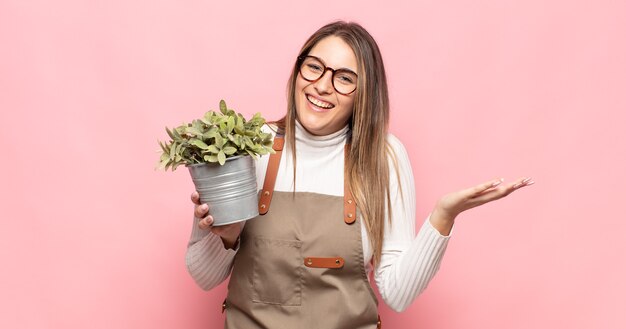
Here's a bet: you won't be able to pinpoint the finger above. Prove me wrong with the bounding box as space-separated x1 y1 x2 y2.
512 177 535 189
198 215 214 230
191 191 200 205
476 177 534 197
471 177 534 205
194 203 210 218
470 178 504 197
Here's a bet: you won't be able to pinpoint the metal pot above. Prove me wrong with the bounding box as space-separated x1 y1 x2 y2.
187 155 258 226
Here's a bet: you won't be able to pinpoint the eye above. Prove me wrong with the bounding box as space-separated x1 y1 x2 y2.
335 73 356 85
306 63 323 72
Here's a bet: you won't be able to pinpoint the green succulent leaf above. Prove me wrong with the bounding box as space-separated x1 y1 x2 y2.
185 126 203 136
189 139 210 150
172 127 184 139
226 116 235 134
158 141 168 154
165 127 176 140
222 146 237 155
204 154 218 163
243 136 254 148
217 150 226 165
207 145 220 154
169 142 177 160
219 100 228 114
214 134 224 148
234 116 244 133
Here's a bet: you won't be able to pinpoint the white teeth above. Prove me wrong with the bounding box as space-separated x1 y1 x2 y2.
307 95 334 109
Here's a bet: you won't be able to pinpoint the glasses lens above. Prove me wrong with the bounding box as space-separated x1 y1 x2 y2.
300 57 324 81
333 70 357 95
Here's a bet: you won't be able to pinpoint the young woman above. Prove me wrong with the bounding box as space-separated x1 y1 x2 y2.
186 21 533 329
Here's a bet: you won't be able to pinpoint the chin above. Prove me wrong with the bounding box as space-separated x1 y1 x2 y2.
297 115 327 135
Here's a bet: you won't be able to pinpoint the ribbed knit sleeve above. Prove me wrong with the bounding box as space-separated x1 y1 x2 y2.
374 135 451 312
185 214 238 290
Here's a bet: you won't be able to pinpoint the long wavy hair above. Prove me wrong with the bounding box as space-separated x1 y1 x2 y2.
275 21 398 265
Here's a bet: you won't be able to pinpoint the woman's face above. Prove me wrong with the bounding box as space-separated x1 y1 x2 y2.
295 36 357 136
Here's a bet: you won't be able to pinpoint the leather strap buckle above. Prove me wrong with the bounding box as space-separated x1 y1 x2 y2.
304 257 345 269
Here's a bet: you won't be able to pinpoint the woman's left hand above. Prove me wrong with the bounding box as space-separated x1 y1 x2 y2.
430 177 534 235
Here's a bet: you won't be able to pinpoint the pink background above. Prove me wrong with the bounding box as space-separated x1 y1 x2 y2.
1 0 625 328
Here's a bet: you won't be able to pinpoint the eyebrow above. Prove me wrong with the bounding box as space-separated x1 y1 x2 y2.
306 55 357 74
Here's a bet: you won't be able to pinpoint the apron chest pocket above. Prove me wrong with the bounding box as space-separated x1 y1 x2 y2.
251 237 303 306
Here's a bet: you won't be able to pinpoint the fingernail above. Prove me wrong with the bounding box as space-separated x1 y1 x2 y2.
201 204 208 210
527 180 535 185
513 183 522 189
522 177 532 183
492 179 503 187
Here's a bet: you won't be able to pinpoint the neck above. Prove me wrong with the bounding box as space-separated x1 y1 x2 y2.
295 120 350 152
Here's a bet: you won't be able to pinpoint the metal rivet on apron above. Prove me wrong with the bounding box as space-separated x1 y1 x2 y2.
347 199 353 204
347 213 353 218
263 190 270 196
335 259 340 265
260 204 266 210
307 259 313 265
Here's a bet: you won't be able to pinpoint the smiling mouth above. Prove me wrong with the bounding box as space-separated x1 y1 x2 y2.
306 95 335 109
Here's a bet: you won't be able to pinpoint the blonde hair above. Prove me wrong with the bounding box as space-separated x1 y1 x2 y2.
275 21 398 265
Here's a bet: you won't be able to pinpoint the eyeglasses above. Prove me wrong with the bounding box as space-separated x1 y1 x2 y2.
298 55 358 95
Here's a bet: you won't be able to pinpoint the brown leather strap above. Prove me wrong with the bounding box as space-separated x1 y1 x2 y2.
343 144 357 224
259 138 357 224
258 136 284 215
304 257 345 269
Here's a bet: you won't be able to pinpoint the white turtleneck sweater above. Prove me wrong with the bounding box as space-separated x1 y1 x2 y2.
185 122 451 312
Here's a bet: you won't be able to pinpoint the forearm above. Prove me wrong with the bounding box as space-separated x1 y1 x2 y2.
375 217 450 312
185 216 237 290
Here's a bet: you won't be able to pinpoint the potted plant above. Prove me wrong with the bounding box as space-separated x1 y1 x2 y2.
157 100 274 225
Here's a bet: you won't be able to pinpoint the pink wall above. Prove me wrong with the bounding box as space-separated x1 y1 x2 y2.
1 1 625 328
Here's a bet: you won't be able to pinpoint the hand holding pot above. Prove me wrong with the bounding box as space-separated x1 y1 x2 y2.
192 191 243 250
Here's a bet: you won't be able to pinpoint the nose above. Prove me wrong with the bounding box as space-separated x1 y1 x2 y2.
313 69 334 94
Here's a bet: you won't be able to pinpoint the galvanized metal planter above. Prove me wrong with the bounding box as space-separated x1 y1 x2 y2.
187 155 258 226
